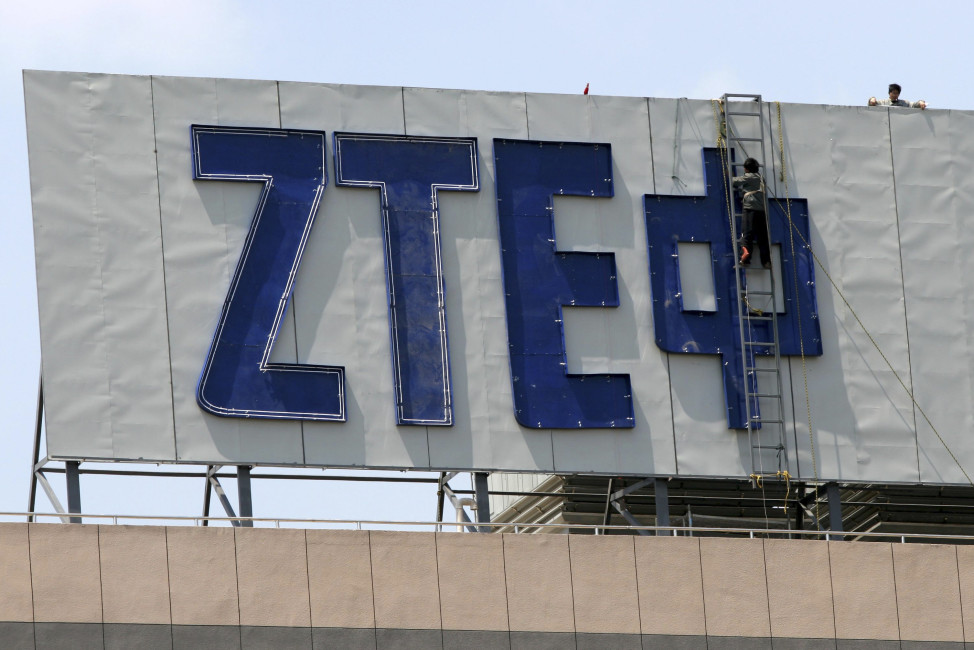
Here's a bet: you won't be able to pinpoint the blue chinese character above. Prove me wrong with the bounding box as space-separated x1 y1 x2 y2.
645 148 821 429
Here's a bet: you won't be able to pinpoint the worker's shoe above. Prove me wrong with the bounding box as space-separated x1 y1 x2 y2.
762 261 772 269
739 246 751 266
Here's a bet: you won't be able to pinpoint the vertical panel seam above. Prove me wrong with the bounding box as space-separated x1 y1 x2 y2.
761 539 773 642
696 539 709 646
890 543 903 643
401 86 408 135
630 536 644 638
432 533 443 646
646 97 656 195
825 541 839 643
566 536 578 648
276 81 282 129
96 526 105 643
500 534 512 646
26 524 36 648
666 354 679 474
164 527 174 650
887 112 922 481
303 530 313 630
766 102 803 478
367 531 378 649
233 527 242 645
149 75 180 460
956 546 967 644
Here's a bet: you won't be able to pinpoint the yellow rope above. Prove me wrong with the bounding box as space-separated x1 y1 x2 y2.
712 100 740 281
776 102 819 491
777 469 792 504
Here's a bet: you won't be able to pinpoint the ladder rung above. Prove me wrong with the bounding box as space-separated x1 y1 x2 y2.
726 111 762 116
751 418 784 424
743 290 774 296
750 368 779 373
744 341 777 347
748 392 781 399
746 315 774 321
730 136 762 142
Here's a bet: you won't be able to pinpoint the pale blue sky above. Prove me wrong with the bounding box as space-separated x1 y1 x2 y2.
1 0 970 523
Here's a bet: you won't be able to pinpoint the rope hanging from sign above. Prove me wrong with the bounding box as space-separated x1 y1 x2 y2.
774 101 819 491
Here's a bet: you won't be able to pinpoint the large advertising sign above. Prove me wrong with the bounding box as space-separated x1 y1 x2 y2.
25 71 974 484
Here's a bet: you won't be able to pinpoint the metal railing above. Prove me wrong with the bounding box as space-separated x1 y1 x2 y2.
4 511 974 543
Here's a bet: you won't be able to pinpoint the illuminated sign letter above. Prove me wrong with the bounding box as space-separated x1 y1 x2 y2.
334 134 479 426
645 148 821 428
193 126 345 421
493 139 634 429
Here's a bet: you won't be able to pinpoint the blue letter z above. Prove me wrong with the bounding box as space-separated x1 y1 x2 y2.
193 126 345 421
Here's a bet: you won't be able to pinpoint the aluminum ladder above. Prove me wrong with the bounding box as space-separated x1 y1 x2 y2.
719 93 788 486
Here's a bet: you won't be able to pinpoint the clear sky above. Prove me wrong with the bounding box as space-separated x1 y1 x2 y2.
1 0 970 525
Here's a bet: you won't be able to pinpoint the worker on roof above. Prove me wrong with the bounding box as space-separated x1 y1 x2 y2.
733 157 771 269
868 83 927 109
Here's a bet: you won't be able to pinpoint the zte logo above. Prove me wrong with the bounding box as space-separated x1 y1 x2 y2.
192 127 821 431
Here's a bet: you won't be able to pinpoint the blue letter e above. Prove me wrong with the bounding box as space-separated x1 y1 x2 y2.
493 139 633 429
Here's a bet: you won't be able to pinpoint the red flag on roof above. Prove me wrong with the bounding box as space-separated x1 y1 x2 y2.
583 83 589 95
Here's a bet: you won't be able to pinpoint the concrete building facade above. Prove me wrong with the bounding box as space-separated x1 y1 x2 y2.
1 523 973 648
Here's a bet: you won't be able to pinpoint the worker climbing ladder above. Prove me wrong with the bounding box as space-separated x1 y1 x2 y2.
719 93 789 486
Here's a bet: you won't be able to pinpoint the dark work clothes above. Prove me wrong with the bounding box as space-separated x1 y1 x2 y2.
740 208 771 266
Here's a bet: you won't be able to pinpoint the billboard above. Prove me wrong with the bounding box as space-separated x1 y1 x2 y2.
25 70 974 484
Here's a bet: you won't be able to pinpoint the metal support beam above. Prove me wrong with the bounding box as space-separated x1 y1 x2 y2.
827 482 844 540
604 477 658 535
65 461 81 524
654 478 670 534
27 370 44 522
797 483 828 531
35 471 71 524
610 477 654 502
473 472 491 533
793 484 805 534
611 499 651 536
238 465 253 527
442 482 478 533
602 478 614 527
202 465 214 526
435 473 446 532
207 466 242 527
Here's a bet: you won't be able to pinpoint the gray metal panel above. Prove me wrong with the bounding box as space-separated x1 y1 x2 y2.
26 71 974 483
151 75 306 464
652 98 752 477
777 103 918 483
403 87 556 472
892 108 974 484
25 70 176 461
278 81 431 469
648 97 715 197
524 92 675 475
